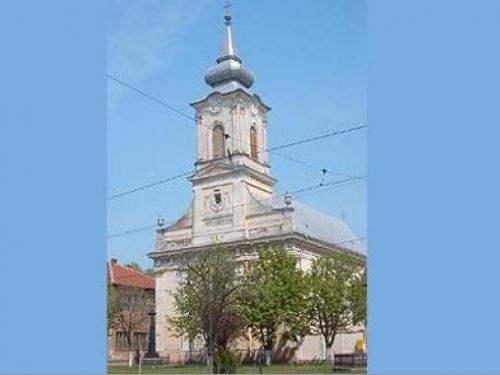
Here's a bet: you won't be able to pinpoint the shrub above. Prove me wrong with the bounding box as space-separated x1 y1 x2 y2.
214 348 239 374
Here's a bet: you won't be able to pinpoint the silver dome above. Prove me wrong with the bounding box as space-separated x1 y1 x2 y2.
204 13 255 91
205 58 255 89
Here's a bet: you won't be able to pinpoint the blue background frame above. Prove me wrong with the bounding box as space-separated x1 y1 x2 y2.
368 0 500 372
1 0 500 373
0 1 106 373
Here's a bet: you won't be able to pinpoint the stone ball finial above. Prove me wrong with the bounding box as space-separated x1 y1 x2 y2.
156 215 165 228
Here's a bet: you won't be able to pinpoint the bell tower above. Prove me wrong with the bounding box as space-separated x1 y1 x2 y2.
188 3 276 244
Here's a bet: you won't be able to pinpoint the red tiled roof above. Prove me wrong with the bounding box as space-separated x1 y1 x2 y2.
107 261 155 290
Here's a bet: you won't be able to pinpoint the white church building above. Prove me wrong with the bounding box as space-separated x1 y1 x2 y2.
149 6 366 364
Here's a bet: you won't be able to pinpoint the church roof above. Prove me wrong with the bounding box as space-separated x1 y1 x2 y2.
248 190 366 256
285 198 366 256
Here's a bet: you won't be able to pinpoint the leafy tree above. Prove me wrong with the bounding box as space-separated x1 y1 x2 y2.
242 247 306 365
125 261 142 272
107 281 120 333
351 267 367 328
170 246 245 373
306 254 364 365
114 285 153 367
350 266 367 352
125 261 155 276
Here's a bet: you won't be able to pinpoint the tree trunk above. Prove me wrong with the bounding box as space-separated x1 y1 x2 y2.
207 345 214 373
128 350 133 367
325 344 334 366
207 353 213 366
264 350 272 366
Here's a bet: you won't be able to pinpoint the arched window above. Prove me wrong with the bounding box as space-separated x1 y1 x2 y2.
250 126 258 160
212 124 225 159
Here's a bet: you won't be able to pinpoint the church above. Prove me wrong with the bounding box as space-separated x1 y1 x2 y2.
149 5 366 364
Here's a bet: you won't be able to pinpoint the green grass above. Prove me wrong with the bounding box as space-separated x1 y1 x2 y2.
107 364 366 374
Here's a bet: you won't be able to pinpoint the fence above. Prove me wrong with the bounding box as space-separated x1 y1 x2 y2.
334 353 367 367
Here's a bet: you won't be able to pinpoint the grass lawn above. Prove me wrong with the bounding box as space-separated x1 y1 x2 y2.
107 364 366 374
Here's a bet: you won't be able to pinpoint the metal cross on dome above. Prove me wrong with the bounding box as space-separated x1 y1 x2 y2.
223 0 233 18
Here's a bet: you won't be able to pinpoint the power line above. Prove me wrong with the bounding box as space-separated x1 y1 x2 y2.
106 129 364 202
107 74 196 121
107 74 367 234
107 224 157 239
106 81 367 248
290 176 366 195
107 176 366 239
107 171 193 201
108 74 365 181
270 151 359 179
264 125 366 153
295 177 366 200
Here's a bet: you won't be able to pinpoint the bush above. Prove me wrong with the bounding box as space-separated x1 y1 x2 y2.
214 348 239 374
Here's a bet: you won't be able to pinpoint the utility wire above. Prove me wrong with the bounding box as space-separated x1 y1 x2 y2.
107 171 193 201
106 134 364 202
106 224 157 239
295 178 366 200
107 75 367 241
107 175 366 239
108 74 366 192
107 74 196 122
290 176 366 195
108 73 366 153
264 125 366 153
270 151 359 179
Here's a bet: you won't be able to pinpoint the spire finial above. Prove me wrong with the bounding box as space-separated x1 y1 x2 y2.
204 0 255 90
223 0 232 23
217 0 238 62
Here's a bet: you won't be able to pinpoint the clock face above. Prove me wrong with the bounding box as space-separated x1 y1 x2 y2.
208 95 223 113
250 103 258 116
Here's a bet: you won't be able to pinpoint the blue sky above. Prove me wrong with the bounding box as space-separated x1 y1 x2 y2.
107 0 366 268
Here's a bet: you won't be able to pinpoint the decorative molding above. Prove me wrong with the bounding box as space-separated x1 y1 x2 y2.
204 216 233 227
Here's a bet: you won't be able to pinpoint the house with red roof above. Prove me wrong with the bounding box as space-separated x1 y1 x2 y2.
107 258 155 363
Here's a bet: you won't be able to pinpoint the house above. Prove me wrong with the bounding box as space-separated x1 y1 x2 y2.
107 258 155 363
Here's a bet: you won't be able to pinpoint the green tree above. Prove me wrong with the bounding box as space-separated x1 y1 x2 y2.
107 281 120 333
350 266 367 351
351 267 367 327
114 285 153 367
125 261 142 272
125 261 154 276
170 246 245 373
306 254 364 365
242 247 307 365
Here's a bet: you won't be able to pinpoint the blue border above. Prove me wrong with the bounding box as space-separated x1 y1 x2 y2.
2 0 500 373
0 1 106 373
369 0 500 372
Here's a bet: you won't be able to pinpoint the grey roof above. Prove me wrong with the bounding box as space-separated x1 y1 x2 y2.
286 198 366 256
247 189 366 256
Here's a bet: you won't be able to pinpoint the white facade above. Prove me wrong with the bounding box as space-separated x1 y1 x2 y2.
149 8 366 364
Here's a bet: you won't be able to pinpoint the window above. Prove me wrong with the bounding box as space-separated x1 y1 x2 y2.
133 332 148 351
214 190 222 205
115 331 129 351
212 125 225 159
250 126 258 160
115 331 148 351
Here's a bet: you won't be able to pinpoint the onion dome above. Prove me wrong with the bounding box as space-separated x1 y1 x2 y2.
204 12 255 91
